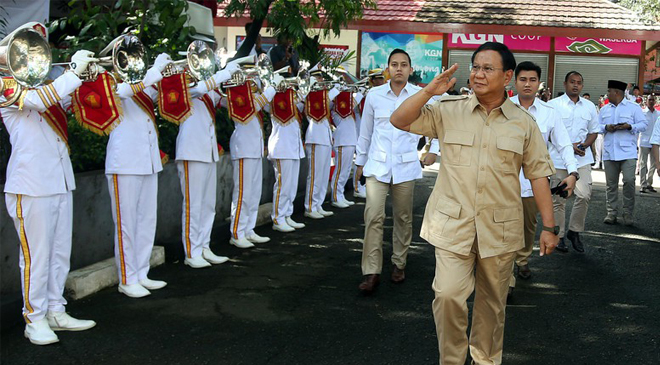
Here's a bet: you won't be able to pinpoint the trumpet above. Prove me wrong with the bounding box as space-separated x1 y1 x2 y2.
339 77 369 93
161 40 216 82
275 66 311 100
0 26 51 107
218 54 275 96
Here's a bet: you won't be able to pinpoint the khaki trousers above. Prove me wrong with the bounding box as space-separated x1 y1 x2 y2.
508 197 538 288
549 165 592 238
639 147 656 189
361 177 414 275
604 159 637 216
432 244 516 365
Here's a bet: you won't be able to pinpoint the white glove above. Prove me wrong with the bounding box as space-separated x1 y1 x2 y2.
272 74 284 88
154 53 173 73
224 60 240 75
70 50 99 77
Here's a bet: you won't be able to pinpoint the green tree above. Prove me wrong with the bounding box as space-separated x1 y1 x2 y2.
616 0 660 24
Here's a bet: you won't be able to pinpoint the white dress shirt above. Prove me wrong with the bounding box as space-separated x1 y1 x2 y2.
511 95 577 197
106 67 163 175
331 92 363 147
175 70 232 162
264 98 305 160
2 71 82 196
548 93 600 168
304 87 340 146
221 86 276 160
598 98 648 161
356 81 425 184
649 117 660 145
640 109 659 148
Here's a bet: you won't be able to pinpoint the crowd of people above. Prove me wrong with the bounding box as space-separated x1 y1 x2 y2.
3 20 660 365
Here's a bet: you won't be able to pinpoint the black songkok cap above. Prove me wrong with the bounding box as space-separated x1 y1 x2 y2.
608 80 627 92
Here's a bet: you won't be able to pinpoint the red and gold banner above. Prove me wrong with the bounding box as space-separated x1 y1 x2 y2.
226 83 256 124
41 103 69 149
158 73 192 125
71 72 123 136
200 94 216 121
305 89 330 122
334 91 354 119
160 150 169 165
271 89 296 125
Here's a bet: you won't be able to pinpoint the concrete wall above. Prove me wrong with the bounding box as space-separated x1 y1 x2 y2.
0 155 310 295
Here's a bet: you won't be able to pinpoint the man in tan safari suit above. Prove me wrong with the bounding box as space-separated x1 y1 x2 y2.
390 42 560 365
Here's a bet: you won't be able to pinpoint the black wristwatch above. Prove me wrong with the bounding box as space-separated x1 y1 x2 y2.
569 171 580 181
542 225 560 235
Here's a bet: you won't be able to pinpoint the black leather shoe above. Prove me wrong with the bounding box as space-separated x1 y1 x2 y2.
359 274 380 294
567 230 584 253
517 264 531 280
556 238 569 253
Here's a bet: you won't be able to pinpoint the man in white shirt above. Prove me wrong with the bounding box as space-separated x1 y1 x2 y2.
174 64 239 269
600 80 648 226
509 62 577 290
650 119 660 176
2 22 96 345
639 95 658 193
355 49 425 293
548 71 600 253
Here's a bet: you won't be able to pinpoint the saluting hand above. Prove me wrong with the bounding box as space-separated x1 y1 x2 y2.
423 64 459 97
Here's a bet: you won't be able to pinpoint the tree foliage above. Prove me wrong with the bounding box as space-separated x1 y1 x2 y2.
616 0 660 24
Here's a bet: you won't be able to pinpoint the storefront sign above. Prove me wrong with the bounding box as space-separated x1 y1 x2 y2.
448 33 551 51
360 31 443 85
320 44 350 63
555 37 641 55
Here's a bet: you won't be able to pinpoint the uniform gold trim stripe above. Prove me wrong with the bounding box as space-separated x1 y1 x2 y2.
46 84 61 101
308 145 315 211
35 89 51 108
16 195 35 323
42 85 56 105
184 161 192 258
112 175 127 284
332 147 342 202
232 159 244 239
274 159 283 225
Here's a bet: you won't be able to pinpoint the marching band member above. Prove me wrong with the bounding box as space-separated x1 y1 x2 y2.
264 78 307 232
2 23 96 345
104 36 173 298
172 62 240 268
303 69 340 219
222 76 276 248
330 78 363 209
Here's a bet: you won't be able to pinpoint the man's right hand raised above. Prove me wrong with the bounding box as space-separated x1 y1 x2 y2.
423 64 459 97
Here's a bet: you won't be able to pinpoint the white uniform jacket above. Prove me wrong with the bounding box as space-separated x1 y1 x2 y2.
355 81 424 184
106 67 164 175
640 109 659 148
548 94 600 168
2 71 82 196
511 95 577 197
598 98 648 161
221 86 275 160
649 118 660 146
175 70 232 162
331 92 363 147
264 97 305 160
304 87 340 147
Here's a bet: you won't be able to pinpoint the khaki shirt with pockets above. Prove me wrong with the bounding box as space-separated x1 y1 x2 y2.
408 94 555 258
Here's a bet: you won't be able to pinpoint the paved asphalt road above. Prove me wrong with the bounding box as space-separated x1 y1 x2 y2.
1 168 659 365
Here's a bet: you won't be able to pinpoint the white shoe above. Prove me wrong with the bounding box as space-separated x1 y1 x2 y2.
139 278 167 290
273 222 295 232
343 199 355 206
202 248 229 264
318 208 334 217
118 283 151 298
47 312 96 332
354 192 367 199
304 211 324 219
331 200 350 208
185 255 212 268
229 237 255 249
247 233 270 243
286 217 305 229
24 319 59 345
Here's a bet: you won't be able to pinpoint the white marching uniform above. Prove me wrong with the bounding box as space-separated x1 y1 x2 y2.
304 88 340 212
176 70 231 259
2 71 82 323
264 95 305 225
222 86 276 240
330 92 363 203
353 91 367 196
106 67 163 286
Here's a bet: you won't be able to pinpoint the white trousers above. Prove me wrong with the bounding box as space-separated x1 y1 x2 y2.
177 161 217 259
304 144 332 212
271 159 300 225
231 158 262 239
6 192 72 323
331 145 355 203
107 174 158 286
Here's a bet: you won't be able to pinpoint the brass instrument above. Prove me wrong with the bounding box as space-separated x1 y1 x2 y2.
162 40 215 81
218 54 275 96
0 27 51 107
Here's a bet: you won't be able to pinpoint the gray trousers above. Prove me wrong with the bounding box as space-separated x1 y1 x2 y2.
639 147 656 188
604 159 637 217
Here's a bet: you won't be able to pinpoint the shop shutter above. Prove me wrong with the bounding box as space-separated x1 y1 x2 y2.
553 55 639 101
